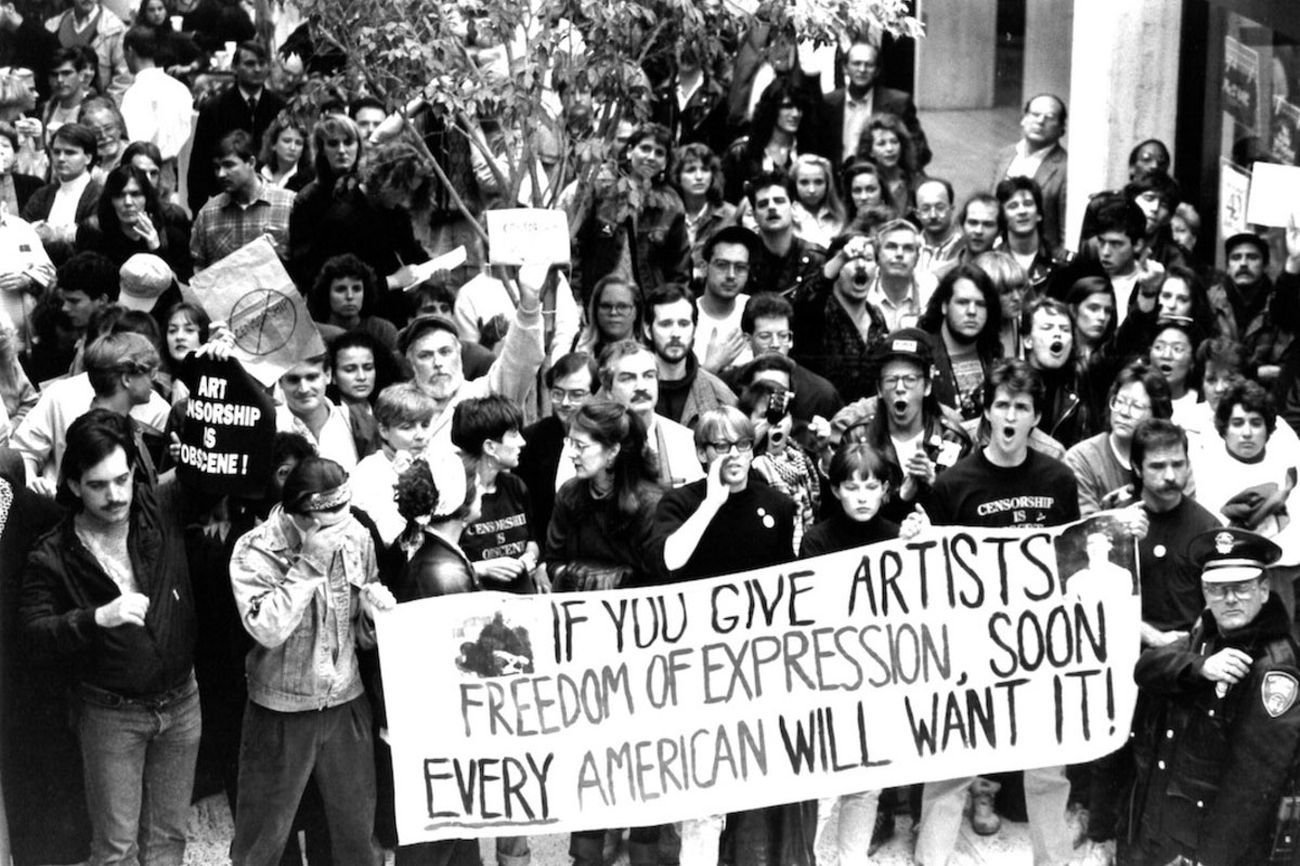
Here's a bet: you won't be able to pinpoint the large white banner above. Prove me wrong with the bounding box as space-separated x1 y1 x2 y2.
378 517 1142 843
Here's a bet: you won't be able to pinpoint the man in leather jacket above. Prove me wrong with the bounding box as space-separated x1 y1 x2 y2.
1122 528 1300 866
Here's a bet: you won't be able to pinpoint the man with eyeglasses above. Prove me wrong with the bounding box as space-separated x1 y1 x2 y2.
694 225 758 374
1123 528 1300 866
745 171 826 302
822 39 930 177
993 93 1068 250
599 339 703 488
914 178 963 280
736 293 842 445
652 403 801 866
826 328 970 524
518 352 599 537
643 283 736 429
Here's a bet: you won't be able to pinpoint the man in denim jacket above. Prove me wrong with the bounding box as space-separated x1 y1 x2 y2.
229 456 395 866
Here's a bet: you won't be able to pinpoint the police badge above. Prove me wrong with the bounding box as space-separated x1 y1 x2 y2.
1262 671 1299 718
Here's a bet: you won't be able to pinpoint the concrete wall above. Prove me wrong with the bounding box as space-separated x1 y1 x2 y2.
1023 0 1073 108
914 0 998 110
1063 0 1182 249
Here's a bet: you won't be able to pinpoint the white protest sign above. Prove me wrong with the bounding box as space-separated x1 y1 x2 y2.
1220 160 1251 238
378 517 1142 843
1246 162 1300 228
486 208 570 265
404 246 468 291
187 236 325 386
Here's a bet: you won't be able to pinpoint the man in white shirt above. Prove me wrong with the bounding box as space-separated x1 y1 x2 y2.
600 340 703 488
0 207 55 351
21 122 99 256
693 225 755 373
274 355 358 470
866 218 935 332
992 94 1069 250
119 25 193 163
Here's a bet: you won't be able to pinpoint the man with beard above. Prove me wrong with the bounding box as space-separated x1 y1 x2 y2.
600 339 703 488
189 130 294 272
826 327 971 524
793 232 887 401
644 284 736 429
398 267 545 451
1020 296 1086 448
745 171 826 302
517 352 598 536
1209 232 1296 384
914 178 963 280
917 263 1002 420
918 359 1080 866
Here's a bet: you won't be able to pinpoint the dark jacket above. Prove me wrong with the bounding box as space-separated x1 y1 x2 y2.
749 235 827 302
21 176 102 219
822 85 931 177
651 73 731 157
571 184 691 303
395 530 477 602
19 479 195 698
1128 595 1300 866
792 282 888 402
187 83 286 214
517 415 566 537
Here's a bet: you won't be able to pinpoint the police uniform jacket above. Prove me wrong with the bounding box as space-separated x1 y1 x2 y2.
1127 593 1300 866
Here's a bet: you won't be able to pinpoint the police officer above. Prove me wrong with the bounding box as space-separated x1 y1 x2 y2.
1122 528 1300 866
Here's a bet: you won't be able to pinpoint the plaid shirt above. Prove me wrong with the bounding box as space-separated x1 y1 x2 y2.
190 180 294 272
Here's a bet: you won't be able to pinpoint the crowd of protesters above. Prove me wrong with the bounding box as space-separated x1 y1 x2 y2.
2 1 1300 865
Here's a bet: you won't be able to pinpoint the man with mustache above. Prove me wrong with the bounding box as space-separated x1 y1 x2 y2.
1208 232 1293 384
599 339 703 488
745 171 826 302
643 283 736 429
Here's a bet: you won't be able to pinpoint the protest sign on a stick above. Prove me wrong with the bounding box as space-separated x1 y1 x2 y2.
486 209 571 265
175 355 276 496
378 516 1142 843
187 236 325 386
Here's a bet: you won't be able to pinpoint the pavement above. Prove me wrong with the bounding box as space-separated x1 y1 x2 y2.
170 787 1117 866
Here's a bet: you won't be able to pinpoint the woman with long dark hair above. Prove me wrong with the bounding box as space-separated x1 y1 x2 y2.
75 163 192 278
544 398 664 866
721 77 821 205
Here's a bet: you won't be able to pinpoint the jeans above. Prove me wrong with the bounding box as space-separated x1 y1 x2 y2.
76 675 202 866
231 696 381 866
916 767 1072 866
815 791 881 866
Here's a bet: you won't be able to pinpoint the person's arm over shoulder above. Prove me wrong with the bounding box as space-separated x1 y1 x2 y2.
229 523 326 648
10 388 56 488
